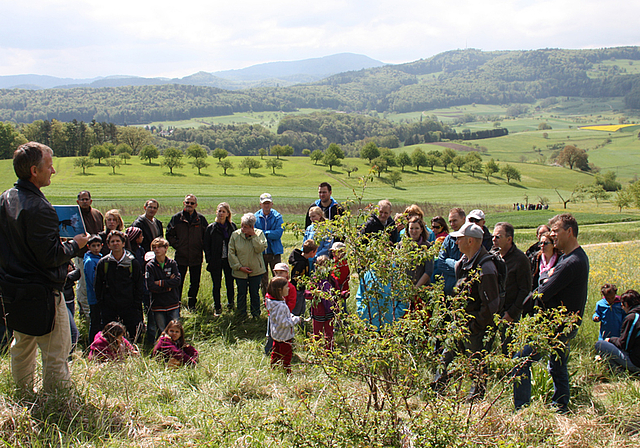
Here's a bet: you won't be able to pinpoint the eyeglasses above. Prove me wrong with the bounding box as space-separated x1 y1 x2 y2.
184 201 196 205
468 218 480 223
432 225 442 230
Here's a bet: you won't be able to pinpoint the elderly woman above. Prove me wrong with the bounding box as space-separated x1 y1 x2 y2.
204 202 238 315
228 213 268 318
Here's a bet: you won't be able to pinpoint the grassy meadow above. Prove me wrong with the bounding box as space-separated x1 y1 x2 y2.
1 239 640 446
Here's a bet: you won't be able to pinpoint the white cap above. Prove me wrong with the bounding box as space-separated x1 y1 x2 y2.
273 262 289 272
467 209 485 221
260 193 273 203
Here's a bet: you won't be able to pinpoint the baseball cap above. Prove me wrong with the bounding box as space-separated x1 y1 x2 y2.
450 222 484 239
467 209 485 221
260 193 273 203
273 262 289 272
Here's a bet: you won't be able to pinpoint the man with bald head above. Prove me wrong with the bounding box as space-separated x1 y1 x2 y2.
166 194 208 310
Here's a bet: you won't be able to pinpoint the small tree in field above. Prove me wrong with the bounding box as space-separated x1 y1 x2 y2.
266 158 283 175
411 148 427 172
212 148 228 161
74 157 94 174
397 152 411 171
161 148 184 175
343 165 359 177
259 148 267 159
360 142 380 164
186 144 207 161
388 171 402 187
106 157 121 174
218 159 233 175
500 164 521 184
483 158 500 180
323 152 342 171
139 145 159 164
115 143 133 164
89 145 110 164
302 149 311 156
310 149 323 165
192 158 209 175
240 157 261 174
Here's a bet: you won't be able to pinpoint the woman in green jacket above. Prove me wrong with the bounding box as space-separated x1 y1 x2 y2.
228 213 268 318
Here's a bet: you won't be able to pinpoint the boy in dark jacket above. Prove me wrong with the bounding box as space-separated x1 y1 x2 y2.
145 237 182 338
94 230 144 343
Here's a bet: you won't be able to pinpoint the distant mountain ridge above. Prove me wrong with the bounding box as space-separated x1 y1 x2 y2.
0 53 385 90
3 47 640 125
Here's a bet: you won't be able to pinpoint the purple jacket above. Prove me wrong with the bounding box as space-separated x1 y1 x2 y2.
153 336 199 365
88 331 137 361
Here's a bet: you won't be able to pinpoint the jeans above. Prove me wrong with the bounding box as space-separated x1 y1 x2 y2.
153 308 181 336
595 340 640 373
209 259 235 311
236 275 262 317
513 337 571 411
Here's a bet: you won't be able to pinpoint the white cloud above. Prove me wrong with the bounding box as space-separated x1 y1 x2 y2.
1 0 639 78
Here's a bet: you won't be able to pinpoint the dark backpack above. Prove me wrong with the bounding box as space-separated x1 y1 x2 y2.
476 250 507 304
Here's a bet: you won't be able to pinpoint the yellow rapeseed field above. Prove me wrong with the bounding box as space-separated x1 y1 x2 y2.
579 124 637 132
585 241 640 297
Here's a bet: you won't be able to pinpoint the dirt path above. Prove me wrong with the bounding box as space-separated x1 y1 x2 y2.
583 240 640 248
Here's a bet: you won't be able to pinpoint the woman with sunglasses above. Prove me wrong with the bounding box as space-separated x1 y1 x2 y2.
430 216 449 243
532 231 561 288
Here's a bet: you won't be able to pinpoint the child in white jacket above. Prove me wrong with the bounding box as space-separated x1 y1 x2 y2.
265 277 302 373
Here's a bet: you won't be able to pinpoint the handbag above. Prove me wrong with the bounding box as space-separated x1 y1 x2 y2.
0 276 56 336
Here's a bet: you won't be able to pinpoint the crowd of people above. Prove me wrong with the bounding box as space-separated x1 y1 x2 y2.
1 142 630 415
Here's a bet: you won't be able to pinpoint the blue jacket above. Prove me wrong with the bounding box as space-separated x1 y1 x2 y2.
356 270 407 330
593 297 626 340
84 251 102 305
254 209 284 255
433 234 461 296
303 223 333 267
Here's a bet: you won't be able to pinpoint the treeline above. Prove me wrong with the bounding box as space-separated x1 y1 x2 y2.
168 113 455 155
3 48 640 124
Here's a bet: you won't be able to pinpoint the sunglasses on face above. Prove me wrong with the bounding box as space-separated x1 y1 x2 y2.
184 201 196 205
468 218 480 223
432 225 442 230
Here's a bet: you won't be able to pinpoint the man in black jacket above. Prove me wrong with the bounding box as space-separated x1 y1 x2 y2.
0 142 88 394
361 199 398 243
166 194 208 310
132 199 163 253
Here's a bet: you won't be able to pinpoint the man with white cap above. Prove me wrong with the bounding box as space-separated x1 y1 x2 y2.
466 209 492 251
435 221 502 400
255 193 284 297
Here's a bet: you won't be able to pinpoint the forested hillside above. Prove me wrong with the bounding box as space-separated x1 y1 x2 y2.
3 47 640 124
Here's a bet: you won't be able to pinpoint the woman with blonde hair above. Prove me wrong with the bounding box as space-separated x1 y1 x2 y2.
100 209 128 255
204 202 238 315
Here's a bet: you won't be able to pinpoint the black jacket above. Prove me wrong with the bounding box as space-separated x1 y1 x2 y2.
145 257 181 310
132 214 164 253
609 305 640 368
0 179 80 290
502 243 532 321
289 249 310 291
203 221 237 271
360 214 399 243
94 251 144 310
166 210 208 266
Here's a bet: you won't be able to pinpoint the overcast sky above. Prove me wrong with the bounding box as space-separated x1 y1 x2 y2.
2 0 639 79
